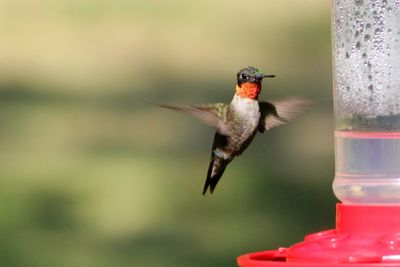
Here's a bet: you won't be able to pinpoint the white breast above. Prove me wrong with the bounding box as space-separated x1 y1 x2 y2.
231 94 260 132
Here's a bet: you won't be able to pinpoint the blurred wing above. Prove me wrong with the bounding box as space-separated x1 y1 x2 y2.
258 98 311 133
157 103 230 135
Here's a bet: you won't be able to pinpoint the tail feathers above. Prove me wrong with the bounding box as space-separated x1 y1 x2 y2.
202 157 228 195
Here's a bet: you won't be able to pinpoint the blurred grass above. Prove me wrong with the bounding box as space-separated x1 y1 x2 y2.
0 0 335 266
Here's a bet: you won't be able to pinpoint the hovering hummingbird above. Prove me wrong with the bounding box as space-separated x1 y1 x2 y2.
159 66 310 195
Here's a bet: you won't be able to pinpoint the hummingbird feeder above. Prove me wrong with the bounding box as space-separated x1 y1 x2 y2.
237 0 400 266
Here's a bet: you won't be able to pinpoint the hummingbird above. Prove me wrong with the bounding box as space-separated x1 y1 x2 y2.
159 66 310 195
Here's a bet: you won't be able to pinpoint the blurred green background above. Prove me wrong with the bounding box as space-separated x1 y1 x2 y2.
0 0 335 266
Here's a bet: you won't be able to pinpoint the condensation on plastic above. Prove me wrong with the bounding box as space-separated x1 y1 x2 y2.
332 0 400 204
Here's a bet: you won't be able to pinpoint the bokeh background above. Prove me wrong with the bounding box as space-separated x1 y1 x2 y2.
0 0 335 266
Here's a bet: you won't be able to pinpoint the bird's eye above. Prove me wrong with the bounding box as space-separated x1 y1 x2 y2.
241 73 247 79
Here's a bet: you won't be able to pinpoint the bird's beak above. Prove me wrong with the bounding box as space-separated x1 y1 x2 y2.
260 73 276 78
252 73 275 82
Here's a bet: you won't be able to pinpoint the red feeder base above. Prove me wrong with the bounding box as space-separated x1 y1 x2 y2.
237 204 400 267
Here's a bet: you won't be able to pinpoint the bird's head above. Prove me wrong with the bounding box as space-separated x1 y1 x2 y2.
236 66 275 99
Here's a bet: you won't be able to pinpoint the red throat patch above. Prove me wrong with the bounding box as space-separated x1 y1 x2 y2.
235 82 261 99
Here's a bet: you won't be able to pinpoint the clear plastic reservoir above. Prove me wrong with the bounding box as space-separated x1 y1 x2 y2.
332 0 400 204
